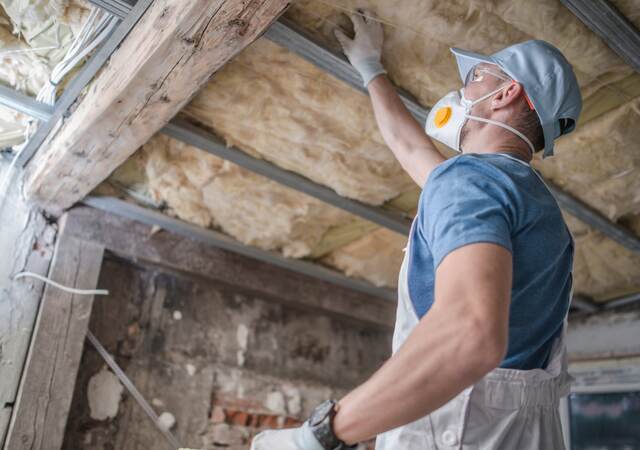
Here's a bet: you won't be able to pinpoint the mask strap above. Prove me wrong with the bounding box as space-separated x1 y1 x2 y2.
462 84 507 107
465 114 535 155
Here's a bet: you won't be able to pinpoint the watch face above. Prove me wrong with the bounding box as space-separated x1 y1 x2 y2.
309 400 334 426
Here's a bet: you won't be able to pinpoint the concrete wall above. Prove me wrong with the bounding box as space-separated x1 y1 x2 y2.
63 254 392 449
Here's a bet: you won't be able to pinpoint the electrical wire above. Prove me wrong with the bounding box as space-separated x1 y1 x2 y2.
13 271 110 295
37 9 119 106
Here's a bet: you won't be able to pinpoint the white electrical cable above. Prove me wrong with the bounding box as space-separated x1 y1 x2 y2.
13 271 110 295
86 331 183 450
37 9 119 106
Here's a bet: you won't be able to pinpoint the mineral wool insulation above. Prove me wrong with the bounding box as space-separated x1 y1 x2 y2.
0 0 90 147
106 0 640 300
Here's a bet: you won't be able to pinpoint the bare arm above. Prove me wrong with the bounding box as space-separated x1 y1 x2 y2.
333 243 512 444
368 75 445 186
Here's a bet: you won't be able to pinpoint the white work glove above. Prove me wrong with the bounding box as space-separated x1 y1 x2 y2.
250 422 325 450
334 10 386 87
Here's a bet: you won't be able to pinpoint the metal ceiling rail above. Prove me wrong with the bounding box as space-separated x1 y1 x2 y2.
264 19 640 256
87 0 133 19
264 18 429 125
571 295 601 313
16 0 153 167
0 85 53 122
560 0 640 73
162 119 413 235
83 195 397 302
603 291 640 310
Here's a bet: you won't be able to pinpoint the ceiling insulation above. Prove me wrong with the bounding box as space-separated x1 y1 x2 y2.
181 38 414 206
565 214 640 301
537 97 640 223
105 134 355 259
285 0 635 106
0 0 91 146
321 228 406 288
58 0 640 300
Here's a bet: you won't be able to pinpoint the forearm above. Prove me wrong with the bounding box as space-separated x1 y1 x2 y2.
333 306 501 444
367 76 445 184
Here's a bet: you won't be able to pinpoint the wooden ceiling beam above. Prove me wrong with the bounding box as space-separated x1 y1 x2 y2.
23 0 291 214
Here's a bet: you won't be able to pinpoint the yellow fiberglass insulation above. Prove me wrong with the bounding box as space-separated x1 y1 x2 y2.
536 98 640 222
321 228 406 288
285 0 633 107
0 0 91 146
0 20 49 96
0 0 91 66
0 104 29 147
564 214 640 301
182 38 414 206
110 134 354 259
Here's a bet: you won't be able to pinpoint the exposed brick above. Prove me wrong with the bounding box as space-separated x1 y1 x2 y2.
227 411 250 426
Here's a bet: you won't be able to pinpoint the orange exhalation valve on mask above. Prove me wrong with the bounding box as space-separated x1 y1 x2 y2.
434 107 452 128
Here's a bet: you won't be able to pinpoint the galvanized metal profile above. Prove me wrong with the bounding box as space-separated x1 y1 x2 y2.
87 0 133 19
547 182 640 254
0 85 53 122
560 0 640 72
163 119 413 235
264 18 429 125
17 0 154 167
603 291 640 310
83 195 397 301
571 295 601 313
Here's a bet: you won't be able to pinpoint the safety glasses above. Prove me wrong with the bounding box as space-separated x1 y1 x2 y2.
464 64 511 87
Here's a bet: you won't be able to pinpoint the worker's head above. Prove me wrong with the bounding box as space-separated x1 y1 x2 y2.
426 40 582 159
458 62 544 157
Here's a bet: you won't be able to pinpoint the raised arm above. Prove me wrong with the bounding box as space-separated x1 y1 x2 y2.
334 11 445 186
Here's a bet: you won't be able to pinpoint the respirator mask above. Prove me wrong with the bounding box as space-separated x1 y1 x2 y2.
425 66 535 154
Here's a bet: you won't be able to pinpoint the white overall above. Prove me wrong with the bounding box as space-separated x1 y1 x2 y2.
376 155 573 450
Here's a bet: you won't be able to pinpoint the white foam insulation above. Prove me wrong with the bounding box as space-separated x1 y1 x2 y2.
1 1 637 302
0 0 90 147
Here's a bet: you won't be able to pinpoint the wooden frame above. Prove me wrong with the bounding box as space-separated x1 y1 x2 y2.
3 205 394 450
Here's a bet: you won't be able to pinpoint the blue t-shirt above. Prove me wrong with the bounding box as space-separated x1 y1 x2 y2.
408 153 574 370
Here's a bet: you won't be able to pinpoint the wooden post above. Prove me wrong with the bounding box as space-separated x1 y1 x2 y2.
4 215 104 450
24 0 290 214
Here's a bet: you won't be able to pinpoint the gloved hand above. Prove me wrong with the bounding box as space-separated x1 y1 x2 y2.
334 10 386 87
250 422 325 450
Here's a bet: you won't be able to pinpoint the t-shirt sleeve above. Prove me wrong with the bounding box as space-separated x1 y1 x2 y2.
421 157 514 269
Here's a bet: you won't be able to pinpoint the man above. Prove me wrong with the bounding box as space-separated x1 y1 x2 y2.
252 9 581 450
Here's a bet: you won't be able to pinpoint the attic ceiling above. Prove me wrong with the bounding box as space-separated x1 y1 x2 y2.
2 0 640 304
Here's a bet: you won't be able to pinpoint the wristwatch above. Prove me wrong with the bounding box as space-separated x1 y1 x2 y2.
308 400 357 450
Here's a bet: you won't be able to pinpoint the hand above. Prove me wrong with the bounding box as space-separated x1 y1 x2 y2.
250 422 324 450
334 10 386 87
